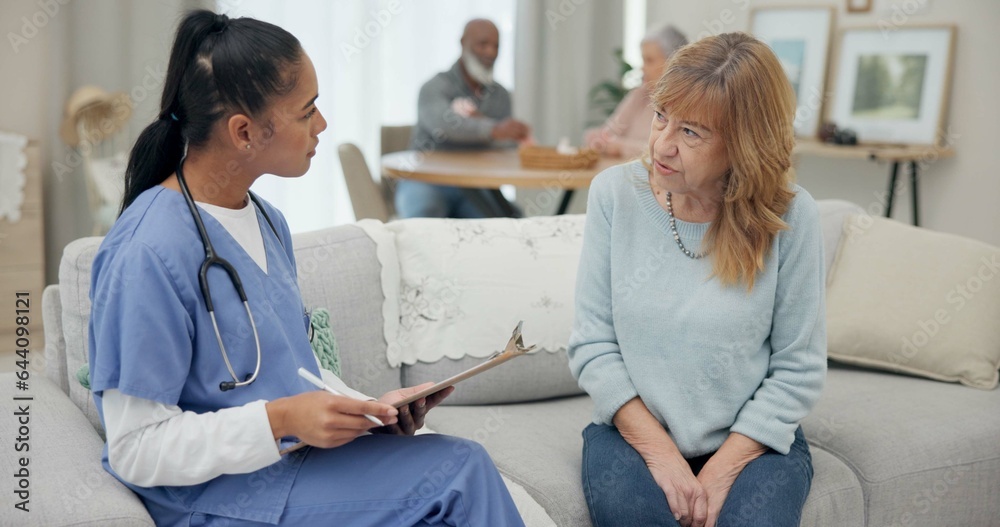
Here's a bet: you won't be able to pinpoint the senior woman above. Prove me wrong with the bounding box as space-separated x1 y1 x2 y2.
583 24 687 158
568 32 826 527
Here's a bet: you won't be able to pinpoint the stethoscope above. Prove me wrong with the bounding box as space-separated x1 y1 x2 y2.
175 151 282 391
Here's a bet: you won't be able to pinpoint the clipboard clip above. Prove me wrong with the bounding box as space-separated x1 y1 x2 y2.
488 320 536 360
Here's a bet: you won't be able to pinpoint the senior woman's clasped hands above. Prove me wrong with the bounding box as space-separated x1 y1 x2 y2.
632 412 768 527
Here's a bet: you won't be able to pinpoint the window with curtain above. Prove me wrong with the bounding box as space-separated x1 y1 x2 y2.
622 0 647 70
217 0 517 232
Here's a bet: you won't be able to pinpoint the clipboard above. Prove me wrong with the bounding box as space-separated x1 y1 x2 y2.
278 322 533 456
391 320 536 408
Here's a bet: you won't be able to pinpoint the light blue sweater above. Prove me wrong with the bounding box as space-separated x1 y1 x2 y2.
568 161 827 457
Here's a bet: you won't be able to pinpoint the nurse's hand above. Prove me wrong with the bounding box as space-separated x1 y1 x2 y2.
373 383 455 436
266 392 398 449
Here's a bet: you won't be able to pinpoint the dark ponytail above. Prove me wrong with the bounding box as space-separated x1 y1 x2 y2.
120 10 302 213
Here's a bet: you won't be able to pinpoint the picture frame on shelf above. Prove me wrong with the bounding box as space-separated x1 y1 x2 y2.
829 25 956 145
750 6 835 139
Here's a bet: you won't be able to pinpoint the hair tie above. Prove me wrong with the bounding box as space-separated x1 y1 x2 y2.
212 15 230 34
170 113 179 121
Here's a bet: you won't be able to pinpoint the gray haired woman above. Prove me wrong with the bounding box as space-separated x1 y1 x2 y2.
584 24 688 158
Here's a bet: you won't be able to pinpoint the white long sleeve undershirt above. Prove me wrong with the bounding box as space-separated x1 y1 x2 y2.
102 361 375 488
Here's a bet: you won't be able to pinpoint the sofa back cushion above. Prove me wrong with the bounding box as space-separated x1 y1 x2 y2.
826 215 1000 389
384 216 586 404
293 225 401 396
58 237 106 431
817 199 864 274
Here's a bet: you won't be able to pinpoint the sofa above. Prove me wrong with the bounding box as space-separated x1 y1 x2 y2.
5 199 999 526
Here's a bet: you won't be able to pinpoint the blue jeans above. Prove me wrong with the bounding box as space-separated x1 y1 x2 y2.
395 180 519 218
582 424 813 527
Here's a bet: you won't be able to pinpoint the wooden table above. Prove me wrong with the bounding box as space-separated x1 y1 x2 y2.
794 139 955 226
381 149 620 214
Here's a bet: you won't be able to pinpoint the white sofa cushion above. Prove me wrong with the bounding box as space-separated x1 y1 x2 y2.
826 215 1000 389
382 216 587 404
385 216 585 365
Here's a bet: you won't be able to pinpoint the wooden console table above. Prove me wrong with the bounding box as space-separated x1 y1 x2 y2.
793 140 955 227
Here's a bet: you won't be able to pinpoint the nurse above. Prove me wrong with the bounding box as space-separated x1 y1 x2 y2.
88 10 525 526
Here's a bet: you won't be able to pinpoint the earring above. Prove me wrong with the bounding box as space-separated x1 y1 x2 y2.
245 144 251 150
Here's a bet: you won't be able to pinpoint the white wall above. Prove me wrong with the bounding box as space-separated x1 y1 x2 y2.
0 1 55 140
647 0 1000 246
0 0 206 284
1 0 58 282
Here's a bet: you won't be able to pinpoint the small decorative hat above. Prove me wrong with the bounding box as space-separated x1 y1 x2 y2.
59 85 133 147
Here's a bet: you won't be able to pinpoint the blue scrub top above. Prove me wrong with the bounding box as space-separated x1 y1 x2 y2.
88 186 322 524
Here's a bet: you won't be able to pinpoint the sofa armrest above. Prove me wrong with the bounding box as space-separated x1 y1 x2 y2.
43 284 70 395
0 372 153 525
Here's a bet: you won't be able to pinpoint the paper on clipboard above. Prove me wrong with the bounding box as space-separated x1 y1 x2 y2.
392 321 536 408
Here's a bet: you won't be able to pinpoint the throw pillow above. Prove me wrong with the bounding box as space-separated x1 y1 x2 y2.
826 215 1000 389
309 307 341 377
385 216 587 404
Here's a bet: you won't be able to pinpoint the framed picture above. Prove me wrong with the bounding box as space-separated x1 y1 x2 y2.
829 26 956 145
846 0 872 13
750 7 835 138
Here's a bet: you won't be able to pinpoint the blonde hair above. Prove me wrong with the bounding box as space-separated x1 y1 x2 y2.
646 32 796 291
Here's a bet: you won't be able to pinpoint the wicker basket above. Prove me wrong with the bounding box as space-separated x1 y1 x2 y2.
519 145 599 170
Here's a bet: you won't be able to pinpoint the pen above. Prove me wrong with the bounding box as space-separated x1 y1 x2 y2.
296 367 385 427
